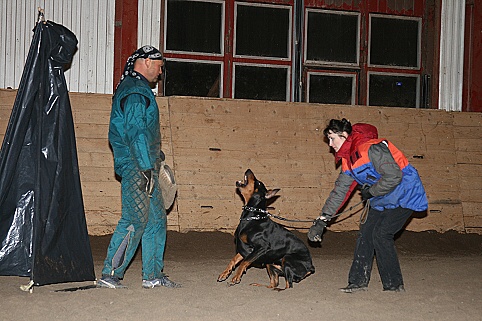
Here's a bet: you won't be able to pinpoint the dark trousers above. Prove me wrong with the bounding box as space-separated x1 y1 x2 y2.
348 206 412 290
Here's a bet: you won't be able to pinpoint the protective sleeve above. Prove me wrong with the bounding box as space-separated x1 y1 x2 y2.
367 142 402 196
321 171 355 217
123 94 153 171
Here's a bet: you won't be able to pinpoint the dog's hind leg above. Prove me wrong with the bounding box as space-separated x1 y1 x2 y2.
272 279 290 292
218 253 243 282
267 264 282 288
268 268 290 292
250 264 282 288
280 256 297 290
282 268 294 289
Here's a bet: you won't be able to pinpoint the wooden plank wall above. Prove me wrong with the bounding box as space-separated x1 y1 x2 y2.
0 90 481 235
453 113 482 233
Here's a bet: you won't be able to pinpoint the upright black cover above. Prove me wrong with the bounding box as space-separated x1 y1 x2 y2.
0 20 95 285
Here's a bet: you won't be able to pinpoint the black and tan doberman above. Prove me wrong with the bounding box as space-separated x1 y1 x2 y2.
217 169 315 290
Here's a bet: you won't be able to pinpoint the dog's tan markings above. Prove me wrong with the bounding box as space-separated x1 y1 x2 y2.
217 253 243 282
239 232 248 244
266 264 280 288
231 260 252 284
303 270 314 278
273 261 289 290
251 264 283 289
239 180 255 204
274 279 289 292
238 170 256 204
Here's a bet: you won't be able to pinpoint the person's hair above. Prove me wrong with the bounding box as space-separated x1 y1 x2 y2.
323 118 352 137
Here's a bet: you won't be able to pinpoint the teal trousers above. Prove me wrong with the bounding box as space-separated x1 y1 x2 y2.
101 163 166 280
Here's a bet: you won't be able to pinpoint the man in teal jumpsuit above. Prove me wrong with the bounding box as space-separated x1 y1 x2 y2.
97 46 180 289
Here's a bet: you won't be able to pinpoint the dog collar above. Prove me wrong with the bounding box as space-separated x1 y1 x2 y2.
241 206 270 221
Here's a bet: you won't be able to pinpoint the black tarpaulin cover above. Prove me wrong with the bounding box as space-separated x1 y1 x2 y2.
0 20 95 285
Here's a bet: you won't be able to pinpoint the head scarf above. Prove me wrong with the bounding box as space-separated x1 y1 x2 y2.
115 45 164 91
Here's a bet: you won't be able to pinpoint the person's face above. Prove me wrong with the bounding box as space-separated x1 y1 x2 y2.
326 130 348 152
144 58 164 83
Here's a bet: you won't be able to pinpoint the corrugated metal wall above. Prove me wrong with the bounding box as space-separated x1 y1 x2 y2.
138 0 162 95
138 0 161 49
438 1 465 112
0 0 115 94
0 0 161 94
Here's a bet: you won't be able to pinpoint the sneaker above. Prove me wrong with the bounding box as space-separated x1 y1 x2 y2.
96 275 127 289
383 285 405 292
340 284 368 293
142 276 182 289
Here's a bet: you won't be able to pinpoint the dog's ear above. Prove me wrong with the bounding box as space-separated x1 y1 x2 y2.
265 188 280 199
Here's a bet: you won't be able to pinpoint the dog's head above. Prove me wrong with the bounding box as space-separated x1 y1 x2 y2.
236 169 280 208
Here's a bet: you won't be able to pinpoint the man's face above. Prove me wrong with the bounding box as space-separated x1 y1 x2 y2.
144 58 164 83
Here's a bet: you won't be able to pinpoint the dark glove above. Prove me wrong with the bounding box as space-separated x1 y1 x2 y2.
308 218 327 242
360 184 373 201
139 169 155 196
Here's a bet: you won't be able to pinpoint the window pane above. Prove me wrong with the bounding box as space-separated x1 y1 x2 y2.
308 74 354 105
306 10 359 64
370 16 419 67
165 61 221 97
166 0 223 54
234 65 288 101
369 74 419 108
235 4 290 58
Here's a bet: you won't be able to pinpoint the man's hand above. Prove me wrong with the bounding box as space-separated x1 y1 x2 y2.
308 218 328 242
360 184 373 201
139 169 155 196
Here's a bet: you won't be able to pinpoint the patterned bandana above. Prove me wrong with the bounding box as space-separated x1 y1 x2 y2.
116 45 164 91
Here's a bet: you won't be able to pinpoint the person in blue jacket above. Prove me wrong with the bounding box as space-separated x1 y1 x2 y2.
308 118 428 293
97 46 180 289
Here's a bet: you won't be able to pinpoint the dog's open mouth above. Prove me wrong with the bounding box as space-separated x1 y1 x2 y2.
236 169 254 188
236 175 247 188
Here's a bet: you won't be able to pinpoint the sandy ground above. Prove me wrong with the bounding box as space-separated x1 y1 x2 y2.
1 230 481 321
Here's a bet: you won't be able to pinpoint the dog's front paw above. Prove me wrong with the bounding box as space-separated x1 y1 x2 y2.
230 275 242 285
217 270 231 282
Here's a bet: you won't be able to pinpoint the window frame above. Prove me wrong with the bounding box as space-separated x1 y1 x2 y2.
232 62 291 101
233 2 293 62
368 13 422 70
306 70 358 105
303 8 361 68
163 0 226 58
367 71 421 108
164 57 224 98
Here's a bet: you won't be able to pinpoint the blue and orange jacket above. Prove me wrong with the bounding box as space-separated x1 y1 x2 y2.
342 139 428 212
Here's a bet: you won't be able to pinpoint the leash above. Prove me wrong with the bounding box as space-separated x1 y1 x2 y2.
359 199 370 225
241 200 367 225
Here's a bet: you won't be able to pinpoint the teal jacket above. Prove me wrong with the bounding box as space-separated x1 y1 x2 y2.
109 76 161 176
